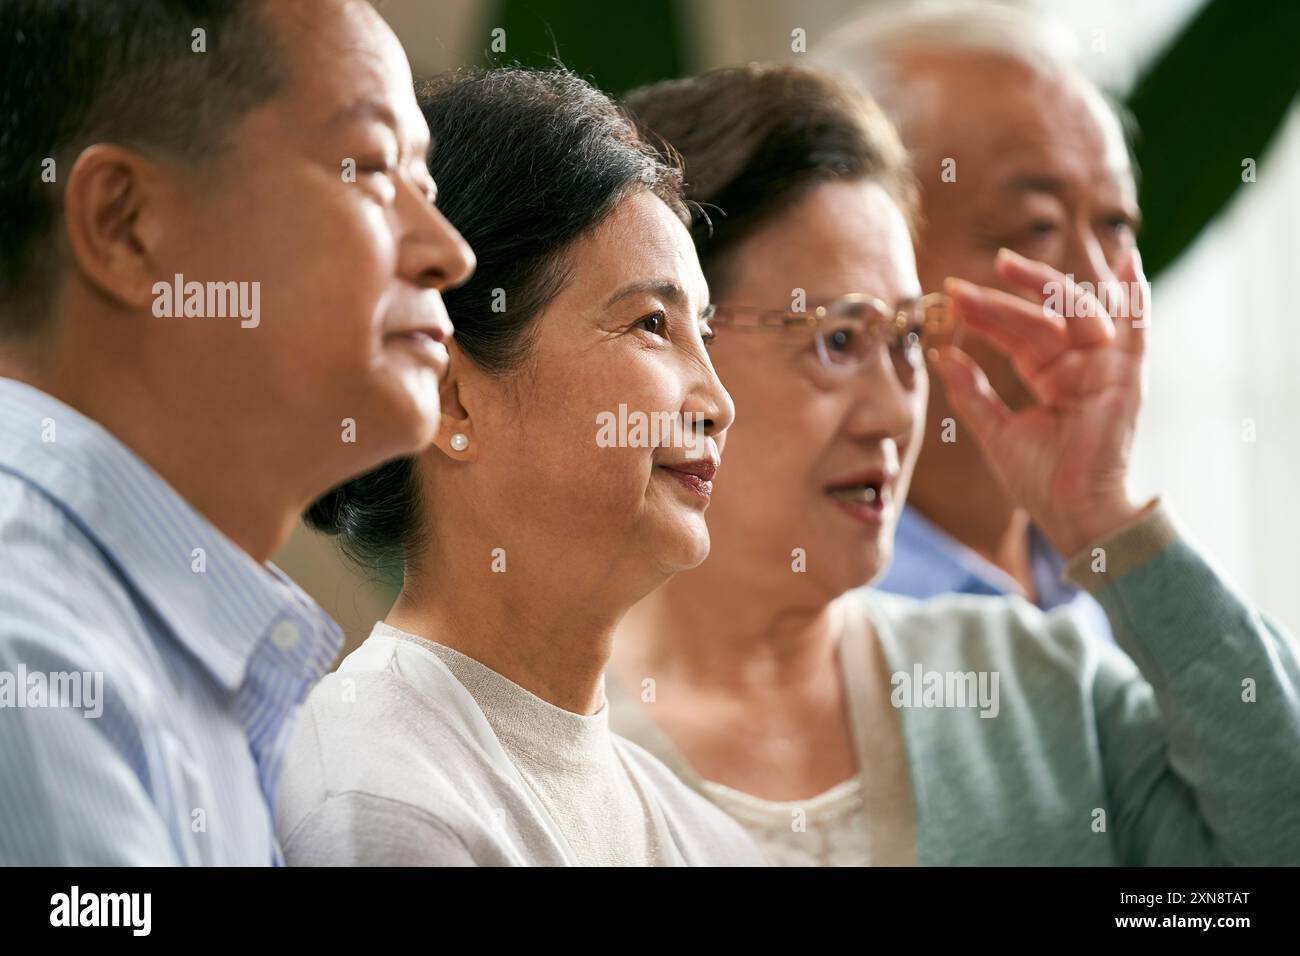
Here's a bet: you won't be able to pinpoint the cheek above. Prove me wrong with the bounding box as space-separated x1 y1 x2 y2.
720 371 841 495
488 364 652 520
300 206 395 330
584 349 695 437
243 173 397 357
912 373 930 435
905 387 929 466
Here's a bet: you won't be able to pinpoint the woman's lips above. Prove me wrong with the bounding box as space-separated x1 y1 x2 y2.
828 488 890 526
825 471 894 527
658 459 718 502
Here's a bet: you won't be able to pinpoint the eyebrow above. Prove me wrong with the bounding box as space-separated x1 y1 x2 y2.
329 98 430 156
1002 174 1071 197
1001 173 1143 225
605 279 713 319
329 98 399 130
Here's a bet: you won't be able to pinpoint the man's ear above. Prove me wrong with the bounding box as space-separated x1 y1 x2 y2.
62 143 169 310
431 344 479 462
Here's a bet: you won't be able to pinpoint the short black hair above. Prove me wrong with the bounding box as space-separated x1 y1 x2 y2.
624 63 916 297
0 0 287 334
306 67 687 569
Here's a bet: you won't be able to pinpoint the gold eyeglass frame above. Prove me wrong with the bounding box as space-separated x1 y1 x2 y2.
709 292 959 379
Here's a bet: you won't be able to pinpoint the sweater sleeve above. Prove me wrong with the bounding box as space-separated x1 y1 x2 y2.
1065 501 1300 864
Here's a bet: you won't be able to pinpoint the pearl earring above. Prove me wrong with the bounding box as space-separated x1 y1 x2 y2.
450 433 469 452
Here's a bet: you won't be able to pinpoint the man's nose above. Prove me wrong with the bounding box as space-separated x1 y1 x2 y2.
1062 221 1117 290
398 182 476 293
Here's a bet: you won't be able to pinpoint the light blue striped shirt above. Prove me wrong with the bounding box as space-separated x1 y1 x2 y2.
0 377 342 865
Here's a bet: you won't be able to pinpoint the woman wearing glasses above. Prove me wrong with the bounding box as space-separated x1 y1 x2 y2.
606 64 1300 865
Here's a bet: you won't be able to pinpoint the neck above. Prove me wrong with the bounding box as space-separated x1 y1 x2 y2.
1 320 308 564
612 555 843 698
389 550 635 715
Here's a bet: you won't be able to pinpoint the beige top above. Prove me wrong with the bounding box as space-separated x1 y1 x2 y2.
416 631 664 866
278 621 768 866
606 595 917 866
697 776 871 867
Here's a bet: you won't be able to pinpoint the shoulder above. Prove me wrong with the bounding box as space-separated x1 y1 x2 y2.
280 789 500 866
0 480 161 732
612 734 769 866
0 510 172 862
0 475 141 635
277 634 533 865
856 587 1138 690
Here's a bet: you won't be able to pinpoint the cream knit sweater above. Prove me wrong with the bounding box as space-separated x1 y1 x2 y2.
277 623 767 866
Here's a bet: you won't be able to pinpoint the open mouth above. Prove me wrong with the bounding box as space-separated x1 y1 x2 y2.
825 474 893 524
828 481 884 505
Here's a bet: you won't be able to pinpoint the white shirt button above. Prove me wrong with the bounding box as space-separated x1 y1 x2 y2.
271 620 302 650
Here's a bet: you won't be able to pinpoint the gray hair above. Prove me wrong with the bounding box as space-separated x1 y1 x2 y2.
816 2 1084 139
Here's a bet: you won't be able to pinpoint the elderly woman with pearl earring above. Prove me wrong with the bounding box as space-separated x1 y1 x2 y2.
275 69 764 866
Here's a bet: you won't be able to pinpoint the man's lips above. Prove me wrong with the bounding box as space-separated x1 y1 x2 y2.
386 329 450 378
382 295 454 369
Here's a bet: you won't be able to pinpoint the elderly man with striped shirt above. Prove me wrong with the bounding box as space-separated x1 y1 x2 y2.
0 0 473 865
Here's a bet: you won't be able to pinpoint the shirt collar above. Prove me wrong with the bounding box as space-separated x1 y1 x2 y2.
880 504 1080 607
880 505 1012 597
0 377 341 691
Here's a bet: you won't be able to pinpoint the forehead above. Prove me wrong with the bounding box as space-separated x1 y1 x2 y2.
263 0 425 140
566 191 707 303
910 51 1134 202
725 179 919 304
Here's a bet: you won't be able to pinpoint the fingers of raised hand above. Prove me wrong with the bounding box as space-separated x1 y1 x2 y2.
992 248 1116 348
1110 246 1150 355
933 345 1012 443
945 276 1067 374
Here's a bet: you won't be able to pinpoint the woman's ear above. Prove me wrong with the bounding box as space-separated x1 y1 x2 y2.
431 344 478 462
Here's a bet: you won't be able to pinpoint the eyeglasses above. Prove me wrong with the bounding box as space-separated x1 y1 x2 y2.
709 292 959 388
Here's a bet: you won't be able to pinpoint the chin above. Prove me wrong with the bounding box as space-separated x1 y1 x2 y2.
651 515 712 573
830 539 888 592
863 537 891 581
380 379 443 454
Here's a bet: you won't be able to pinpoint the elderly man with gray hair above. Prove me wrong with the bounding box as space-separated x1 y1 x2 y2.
820 3 1138 642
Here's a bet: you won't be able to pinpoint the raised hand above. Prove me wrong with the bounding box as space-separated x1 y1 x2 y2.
935 246 1151 558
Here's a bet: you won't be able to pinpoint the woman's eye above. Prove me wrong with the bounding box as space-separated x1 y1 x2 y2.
894 326 924 361
825 326 859 353
634 311 667 338
701 327 716 348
